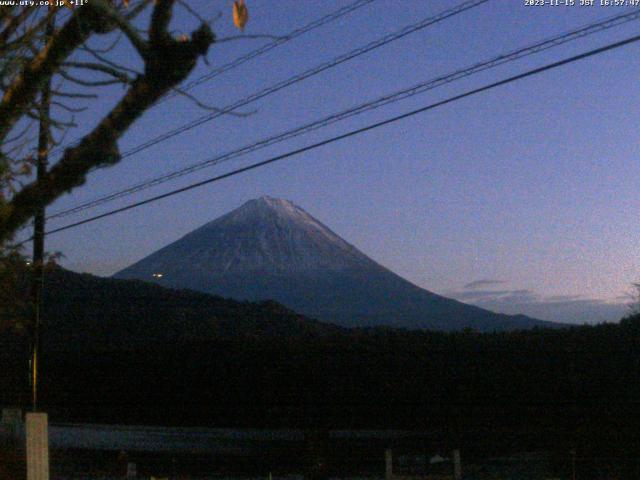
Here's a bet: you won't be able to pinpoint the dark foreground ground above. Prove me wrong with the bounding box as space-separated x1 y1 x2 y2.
3 422 639 480
4 308 640 478
0 444 562 480
2 445 625 480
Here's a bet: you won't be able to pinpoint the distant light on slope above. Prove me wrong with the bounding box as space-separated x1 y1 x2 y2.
152 273 164 278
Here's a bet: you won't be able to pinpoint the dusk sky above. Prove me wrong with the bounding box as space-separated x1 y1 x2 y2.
23 0 640 324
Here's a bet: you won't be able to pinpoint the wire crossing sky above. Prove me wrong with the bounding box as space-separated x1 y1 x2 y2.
27 31 640 241
47 8 640 221
99 0 491 163
36 1 640 325
47 0 377 158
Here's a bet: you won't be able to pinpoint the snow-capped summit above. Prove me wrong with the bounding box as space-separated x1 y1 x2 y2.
115 197 556 331
132 195 375 274
204 195 366 265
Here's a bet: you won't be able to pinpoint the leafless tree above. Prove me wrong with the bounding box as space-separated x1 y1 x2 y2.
0 0 257 330
0 0 239 246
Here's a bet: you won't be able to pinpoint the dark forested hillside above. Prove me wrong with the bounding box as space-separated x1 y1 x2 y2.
2 267 639 475
39 267 344 350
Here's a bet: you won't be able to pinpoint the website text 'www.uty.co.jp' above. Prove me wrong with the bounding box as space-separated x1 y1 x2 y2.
0 0 87 7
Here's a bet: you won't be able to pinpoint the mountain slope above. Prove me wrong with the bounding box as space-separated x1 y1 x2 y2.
115 196 557 331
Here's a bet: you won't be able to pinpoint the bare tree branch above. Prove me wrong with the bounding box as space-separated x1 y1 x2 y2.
51 90 98 99
150 0 174 46
0 7 215 243
0 7 34 48
82 30 123 54
50 100 88 114
171 86 254 116
0 5 100 142
59 69 129 87
79 45 142 75
3 119 35 146
95 5 148 57
62 61 134 83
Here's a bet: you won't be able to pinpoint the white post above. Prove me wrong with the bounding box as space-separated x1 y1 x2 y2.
126 462 137 478
385 449 393 480
453 449 461 480
25 412 49 480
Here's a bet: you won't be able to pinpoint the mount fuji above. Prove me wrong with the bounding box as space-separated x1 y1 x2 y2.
114 196 557 331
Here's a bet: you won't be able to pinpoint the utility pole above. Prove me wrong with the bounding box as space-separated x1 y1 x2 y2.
30 8 54 412
24 11 56 480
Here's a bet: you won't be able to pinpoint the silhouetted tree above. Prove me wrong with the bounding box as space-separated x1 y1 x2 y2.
0 0 218 245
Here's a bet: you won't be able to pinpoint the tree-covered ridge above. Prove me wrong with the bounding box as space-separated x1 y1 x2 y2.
2 268 639 477
36 266 344 350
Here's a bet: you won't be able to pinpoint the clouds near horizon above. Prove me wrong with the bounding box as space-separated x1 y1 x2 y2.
449 280 631 325
462 279 507 290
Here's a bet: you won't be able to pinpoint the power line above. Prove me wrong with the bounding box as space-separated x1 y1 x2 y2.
12 0 490 240
47 0 376 158
47 9 640 220
28 32 640 243
70 0 491 161
175 0 376 96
